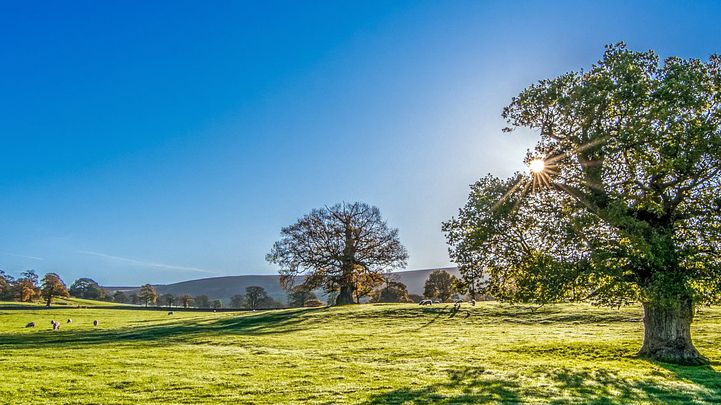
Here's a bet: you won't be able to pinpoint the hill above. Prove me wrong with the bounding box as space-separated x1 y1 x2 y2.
106 267 461 303
0 303 719 403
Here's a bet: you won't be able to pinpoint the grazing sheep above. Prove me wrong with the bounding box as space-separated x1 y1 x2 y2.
93 320 99 327
67 319 72 323
52 322 60 331
25 322 35 328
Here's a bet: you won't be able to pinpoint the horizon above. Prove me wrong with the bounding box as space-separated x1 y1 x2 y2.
2 1 721 285
101 265 460 288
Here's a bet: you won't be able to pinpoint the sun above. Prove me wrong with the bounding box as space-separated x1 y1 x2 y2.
529 158 545 174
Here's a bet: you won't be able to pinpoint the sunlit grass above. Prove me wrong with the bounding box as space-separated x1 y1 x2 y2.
0 302 719 404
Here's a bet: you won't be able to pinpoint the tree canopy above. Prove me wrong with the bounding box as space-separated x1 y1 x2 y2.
267 202 408 305
69 278 107 300
244 286 273 310
373 279 413 303
138 284 158 307
444 43 721 364
15 271 39 303
423 270 459 302
40 273 69 307
288 285 318 307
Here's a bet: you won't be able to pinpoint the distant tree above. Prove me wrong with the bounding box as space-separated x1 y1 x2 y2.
113 291 128 304
423 270 459 302
179 295 194 308
287 285 318 308
138 284 158 307
69 278 107 300
374 280 412 303
194 295 210 308
352 270 385 304
268 202 408 305
244 286 272 310
128 293 140 305
443 44 721 364
229 294 245 309
40 273 69 307
161 293 175 308
0 270 13 301
15 270 40 302
211 299 222 310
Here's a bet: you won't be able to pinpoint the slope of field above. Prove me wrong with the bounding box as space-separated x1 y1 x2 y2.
0 298 129 309
106 267 461 302
0 303 719 404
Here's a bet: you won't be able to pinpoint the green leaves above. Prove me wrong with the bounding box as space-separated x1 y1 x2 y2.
446 44 721 307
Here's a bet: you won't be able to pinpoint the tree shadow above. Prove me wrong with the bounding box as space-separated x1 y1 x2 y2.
544 361 721 404
362 360 721 404
0 308 319 349
362 366 524 405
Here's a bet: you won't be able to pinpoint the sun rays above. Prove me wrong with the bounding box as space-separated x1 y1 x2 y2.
491 137 607 213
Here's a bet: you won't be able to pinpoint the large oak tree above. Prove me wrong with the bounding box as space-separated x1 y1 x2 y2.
267 202 408 305
444 44 720 365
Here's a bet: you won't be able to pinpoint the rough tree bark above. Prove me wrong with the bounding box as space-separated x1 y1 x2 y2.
335 228 357 306
638 295 707 365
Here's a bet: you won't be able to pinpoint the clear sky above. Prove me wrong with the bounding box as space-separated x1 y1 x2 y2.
2 1 720 285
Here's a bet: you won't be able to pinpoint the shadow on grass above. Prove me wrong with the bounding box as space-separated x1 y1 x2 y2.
363 366 523 405
363 361 721 404
0 308 319 349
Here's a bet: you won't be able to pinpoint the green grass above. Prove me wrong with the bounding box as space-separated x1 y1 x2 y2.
0 302 719 404
0 297 131 308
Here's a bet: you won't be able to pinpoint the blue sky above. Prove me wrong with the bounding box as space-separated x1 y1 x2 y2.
1 1 720 285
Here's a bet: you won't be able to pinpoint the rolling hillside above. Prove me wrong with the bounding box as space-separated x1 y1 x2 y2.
106 267 460 303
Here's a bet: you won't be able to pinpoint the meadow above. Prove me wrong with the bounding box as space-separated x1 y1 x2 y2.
0 302 719 404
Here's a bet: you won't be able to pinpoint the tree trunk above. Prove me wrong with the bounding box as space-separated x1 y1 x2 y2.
638 296 707 365
336 284 354 305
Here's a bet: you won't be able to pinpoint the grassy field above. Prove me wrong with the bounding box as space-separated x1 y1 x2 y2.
0 302 719 404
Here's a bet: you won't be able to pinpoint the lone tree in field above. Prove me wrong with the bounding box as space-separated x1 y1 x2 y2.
244 286 272 310
267 202 408 305
40 273 69 307
423 270 459 302
443 43 721 365
138 284 157 307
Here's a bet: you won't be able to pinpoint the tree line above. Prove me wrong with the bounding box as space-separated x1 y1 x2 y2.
0 267 468 309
